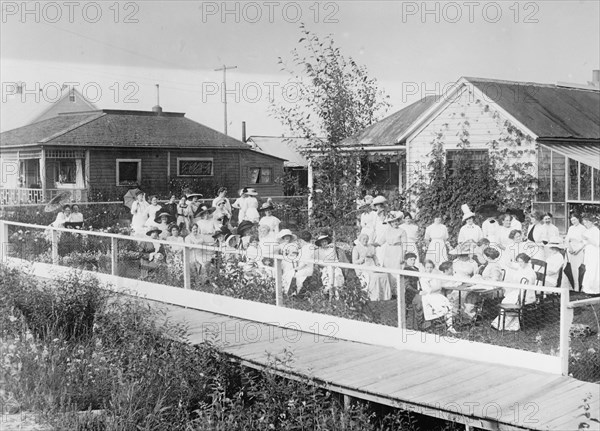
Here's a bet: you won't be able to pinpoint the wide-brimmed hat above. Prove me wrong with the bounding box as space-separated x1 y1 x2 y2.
277 229 297 242
477 203 502 219
371 195 387 207
383 211 403 224
357 195 374 209
258 201 274 212
146 227 162 236
212 226 231 239
449 241 477 256
224 234 240 248
461 204 476 222
239 187 258 196
314 234 331 247
195 205 215 218
185 193 203 200
154 211 173 224
545 237 566 249
236 220 255 236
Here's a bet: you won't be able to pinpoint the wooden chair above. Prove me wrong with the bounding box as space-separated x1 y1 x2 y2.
470 268 506 325
497 277 540 332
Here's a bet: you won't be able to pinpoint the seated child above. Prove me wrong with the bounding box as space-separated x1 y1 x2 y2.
403 252 420 305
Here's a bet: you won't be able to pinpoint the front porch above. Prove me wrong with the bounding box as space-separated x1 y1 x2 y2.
0 148 89 205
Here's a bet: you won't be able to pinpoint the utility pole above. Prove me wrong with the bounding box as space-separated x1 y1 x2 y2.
214 64 237 135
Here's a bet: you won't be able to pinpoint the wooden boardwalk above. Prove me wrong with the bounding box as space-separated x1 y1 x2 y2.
156 301 598 431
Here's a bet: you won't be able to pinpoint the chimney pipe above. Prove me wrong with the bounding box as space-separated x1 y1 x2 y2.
242 121 247 142
152 84 163 114
593 70 600 86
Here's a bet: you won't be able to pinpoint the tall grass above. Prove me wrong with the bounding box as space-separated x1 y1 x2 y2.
0 264 460 430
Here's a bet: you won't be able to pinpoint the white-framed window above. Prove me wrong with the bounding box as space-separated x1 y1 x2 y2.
116 159 141 186
248 167 273 184
177 158 213 177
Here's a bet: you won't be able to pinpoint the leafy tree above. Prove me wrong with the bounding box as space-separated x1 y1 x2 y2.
271 24 389 237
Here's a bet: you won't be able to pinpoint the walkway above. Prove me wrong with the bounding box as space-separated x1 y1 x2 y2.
154 300 599 431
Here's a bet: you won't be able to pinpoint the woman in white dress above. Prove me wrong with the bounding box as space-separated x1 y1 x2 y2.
314 233 344 295
370 196 388 263
379 212 406 295
233 188 260 223
185 223 204 275
498 214 514 250
258 201 280 234
492 253 537 331
581 214 600 296
143 196 162 229
358 195 376 240
212 187 232 214
565 214 587 290
424 216 449 269
458 205 483 245
130 192 149 235
418 260 457 334
352 233 391 301
401 212 420 263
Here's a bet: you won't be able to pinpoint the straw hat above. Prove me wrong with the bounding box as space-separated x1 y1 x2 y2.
185 193 203 200
449 241 477 256
371 195 387 207
277 229 297 242
461 204 476 222
154 211 173 224
546 237 566 249
383 211 404 224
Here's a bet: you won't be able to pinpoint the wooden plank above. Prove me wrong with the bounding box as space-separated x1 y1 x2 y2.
315 351 405 381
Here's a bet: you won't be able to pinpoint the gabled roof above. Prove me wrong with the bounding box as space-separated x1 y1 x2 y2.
341 95 439 146
466 77 600 140
246 136 312 167
1 109 252 150
31 88 98 124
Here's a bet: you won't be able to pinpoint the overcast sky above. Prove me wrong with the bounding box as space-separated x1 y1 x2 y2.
2 1 599 139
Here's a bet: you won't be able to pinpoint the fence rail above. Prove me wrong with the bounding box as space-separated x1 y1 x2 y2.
0 218 588 379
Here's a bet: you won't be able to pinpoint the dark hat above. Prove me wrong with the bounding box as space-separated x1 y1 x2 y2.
154 211 173 224
212 226 231 239
146 227 162 236
258 202 274 212
135 190 145 196
167 222 179 231
236 220 255 236
314 234 331 247
404 252 417 260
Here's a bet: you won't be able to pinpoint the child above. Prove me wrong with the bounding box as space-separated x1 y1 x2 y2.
402 252 420 305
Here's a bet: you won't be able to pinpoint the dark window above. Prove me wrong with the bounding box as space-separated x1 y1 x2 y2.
446 149 489 175
580 164 592 201
568 159 579 200
594 168 600 202
551 152 565 202
117 160 140 186
248 167 272 184
178 159 213 176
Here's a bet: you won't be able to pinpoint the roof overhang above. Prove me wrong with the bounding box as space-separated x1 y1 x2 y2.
539 141 600 170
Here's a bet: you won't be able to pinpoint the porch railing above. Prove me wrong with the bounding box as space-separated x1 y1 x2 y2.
0 188 88 205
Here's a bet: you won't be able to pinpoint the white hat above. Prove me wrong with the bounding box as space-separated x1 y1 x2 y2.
371 195 387 207
239 187 258 196
461 204 476 222
546 237 566 249
383 211 403 224
277 229 297 241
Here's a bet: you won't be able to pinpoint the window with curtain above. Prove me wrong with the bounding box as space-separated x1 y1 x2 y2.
56 159 76 184
248 167 272 184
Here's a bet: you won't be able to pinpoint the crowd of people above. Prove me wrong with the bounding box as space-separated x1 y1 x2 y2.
48 188 600 333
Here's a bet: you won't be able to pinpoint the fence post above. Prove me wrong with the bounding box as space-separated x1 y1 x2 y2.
111 237 118 276
51 228 59 265
559 285 573 376
274 257 283 306
0 220 8 263
397 274 406 330
182 245 191 290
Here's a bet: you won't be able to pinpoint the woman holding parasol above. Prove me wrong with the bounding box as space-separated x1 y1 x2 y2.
129 191 149 235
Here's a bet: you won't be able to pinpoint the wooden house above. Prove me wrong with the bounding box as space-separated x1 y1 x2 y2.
0 108 284 203
343 75 600 232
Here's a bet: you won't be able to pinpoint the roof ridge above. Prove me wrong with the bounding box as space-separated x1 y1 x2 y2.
463 76 598 91
40 112 106 144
